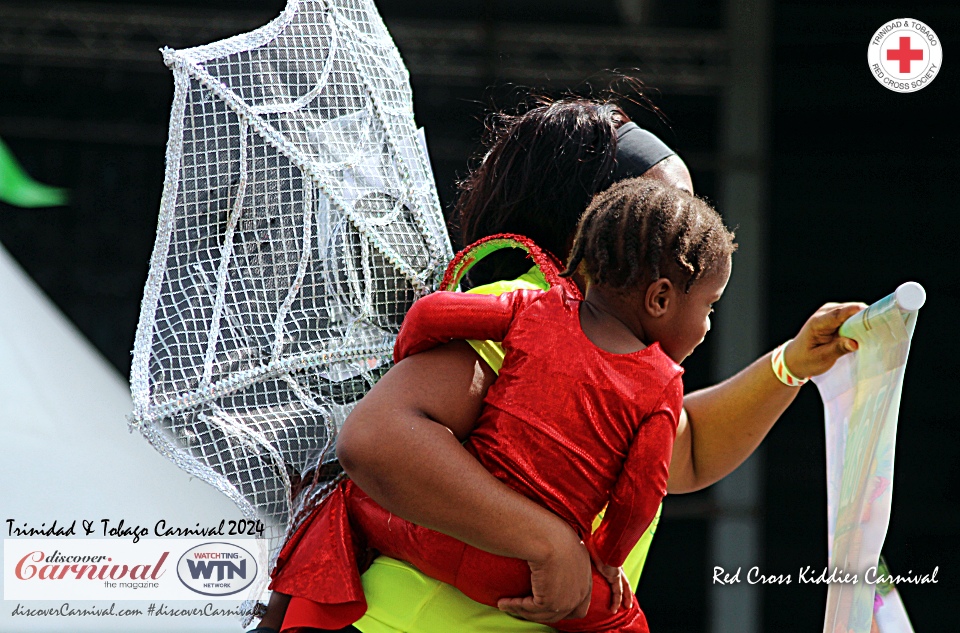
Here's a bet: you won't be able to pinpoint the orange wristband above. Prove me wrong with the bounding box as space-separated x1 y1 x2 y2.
771 340 809 386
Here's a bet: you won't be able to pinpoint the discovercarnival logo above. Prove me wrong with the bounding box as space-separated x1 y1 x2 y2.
3 538 266 600
176 542 258 597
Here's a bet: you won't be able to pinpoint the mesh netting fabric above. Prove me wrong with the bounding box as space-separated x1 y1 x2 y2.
129 0 451 612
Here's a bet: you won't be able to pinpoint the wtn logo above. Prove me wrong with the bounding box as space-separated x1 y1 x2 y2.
176 542 258 597
185 558 247 581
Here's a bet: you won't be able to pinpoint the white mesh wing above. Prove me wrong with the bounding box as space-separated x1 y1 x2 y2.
129 0 451 603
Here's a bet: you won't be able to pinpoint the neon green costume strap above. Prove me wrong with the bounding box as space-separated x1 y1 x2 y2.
440 233 580 298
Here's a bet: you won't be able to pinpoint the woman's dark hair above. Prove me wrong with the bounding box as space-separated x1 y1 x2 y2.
455 98 628 286
563 176 736 292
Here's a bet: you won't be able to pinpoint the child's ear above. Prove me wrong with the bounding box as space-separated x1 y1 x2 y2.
644 278 674 317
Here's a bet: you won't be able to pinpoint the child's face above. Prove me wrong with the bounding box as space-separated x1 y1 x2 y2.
659 257 731 363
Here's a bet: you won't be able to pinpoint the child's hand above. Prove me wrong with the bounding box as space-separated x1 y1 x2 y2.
784 302 868 379
587 541 633 614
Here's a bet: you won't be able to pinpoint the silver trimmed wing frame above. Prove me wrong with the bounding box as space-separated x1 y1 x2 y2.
129 0 451 609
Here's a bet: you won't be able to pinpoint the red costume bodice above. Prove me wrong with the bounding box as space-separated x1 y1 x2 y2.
395 286 684 566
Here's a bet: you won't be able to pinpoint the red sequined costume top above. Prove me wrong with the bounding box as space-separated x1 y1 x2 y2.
271 286 684 633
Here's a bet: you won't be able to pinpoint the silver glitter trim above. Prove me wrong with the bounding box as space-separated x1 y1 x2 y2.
130 0 452 619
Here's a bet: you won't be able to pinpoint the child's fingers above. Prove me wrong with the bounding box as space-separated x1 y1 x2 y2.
587 543 629 614
608 569 622 613
594 563 625 613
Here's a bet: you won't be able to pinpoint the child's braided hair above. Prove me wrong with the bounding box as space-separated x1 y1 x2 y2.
562 177 737 292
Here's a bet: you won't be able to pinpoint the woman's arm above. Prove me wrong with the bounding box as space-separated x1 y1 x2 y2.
338 300 866 619
337 340 592 623
667 302 866 493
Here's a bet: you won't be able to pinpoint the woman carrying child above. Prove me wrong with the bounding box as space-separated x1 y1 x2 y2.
258 99 862 632
283 175 736 632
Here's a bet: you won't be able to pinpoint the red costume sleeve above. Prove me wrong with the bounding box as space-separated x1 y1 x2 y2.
393 289 546 363
590 375 684 567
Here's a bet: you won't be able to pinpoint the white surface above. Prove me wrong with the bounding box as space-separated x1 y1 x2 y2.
0 242 246 632
894 281 926 312
813 285 918 633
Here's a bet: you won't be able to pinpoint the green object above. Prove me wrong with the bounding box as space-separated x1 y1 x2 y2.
465 266 549 372
0 137 68 208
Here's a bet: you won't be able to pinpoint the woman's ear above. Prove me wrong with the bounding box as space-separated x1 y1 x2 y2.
644 277 674 317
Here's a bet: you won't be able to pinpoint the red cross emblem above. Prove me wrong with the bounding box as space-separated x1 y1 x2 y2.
886 36 924 73
869 19 942 93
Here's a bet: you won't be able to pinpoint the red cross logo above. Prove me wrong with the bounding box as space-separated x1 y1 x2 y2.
886 36 924 73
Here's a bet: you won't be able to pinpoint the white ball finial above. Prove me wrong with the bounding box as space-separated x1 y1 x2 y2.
895 281 926 312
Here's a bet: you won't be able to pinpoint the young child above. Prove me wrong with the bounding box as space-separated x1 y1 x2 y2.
271 176 736 632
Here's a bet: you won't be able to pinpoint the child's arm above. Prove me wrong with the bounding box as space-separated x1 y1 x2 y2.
591 375 684 568
393 289 544 362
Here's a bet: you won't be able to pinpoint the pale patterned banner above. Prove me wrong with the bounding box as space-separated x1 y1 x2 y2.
812 283 924 633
